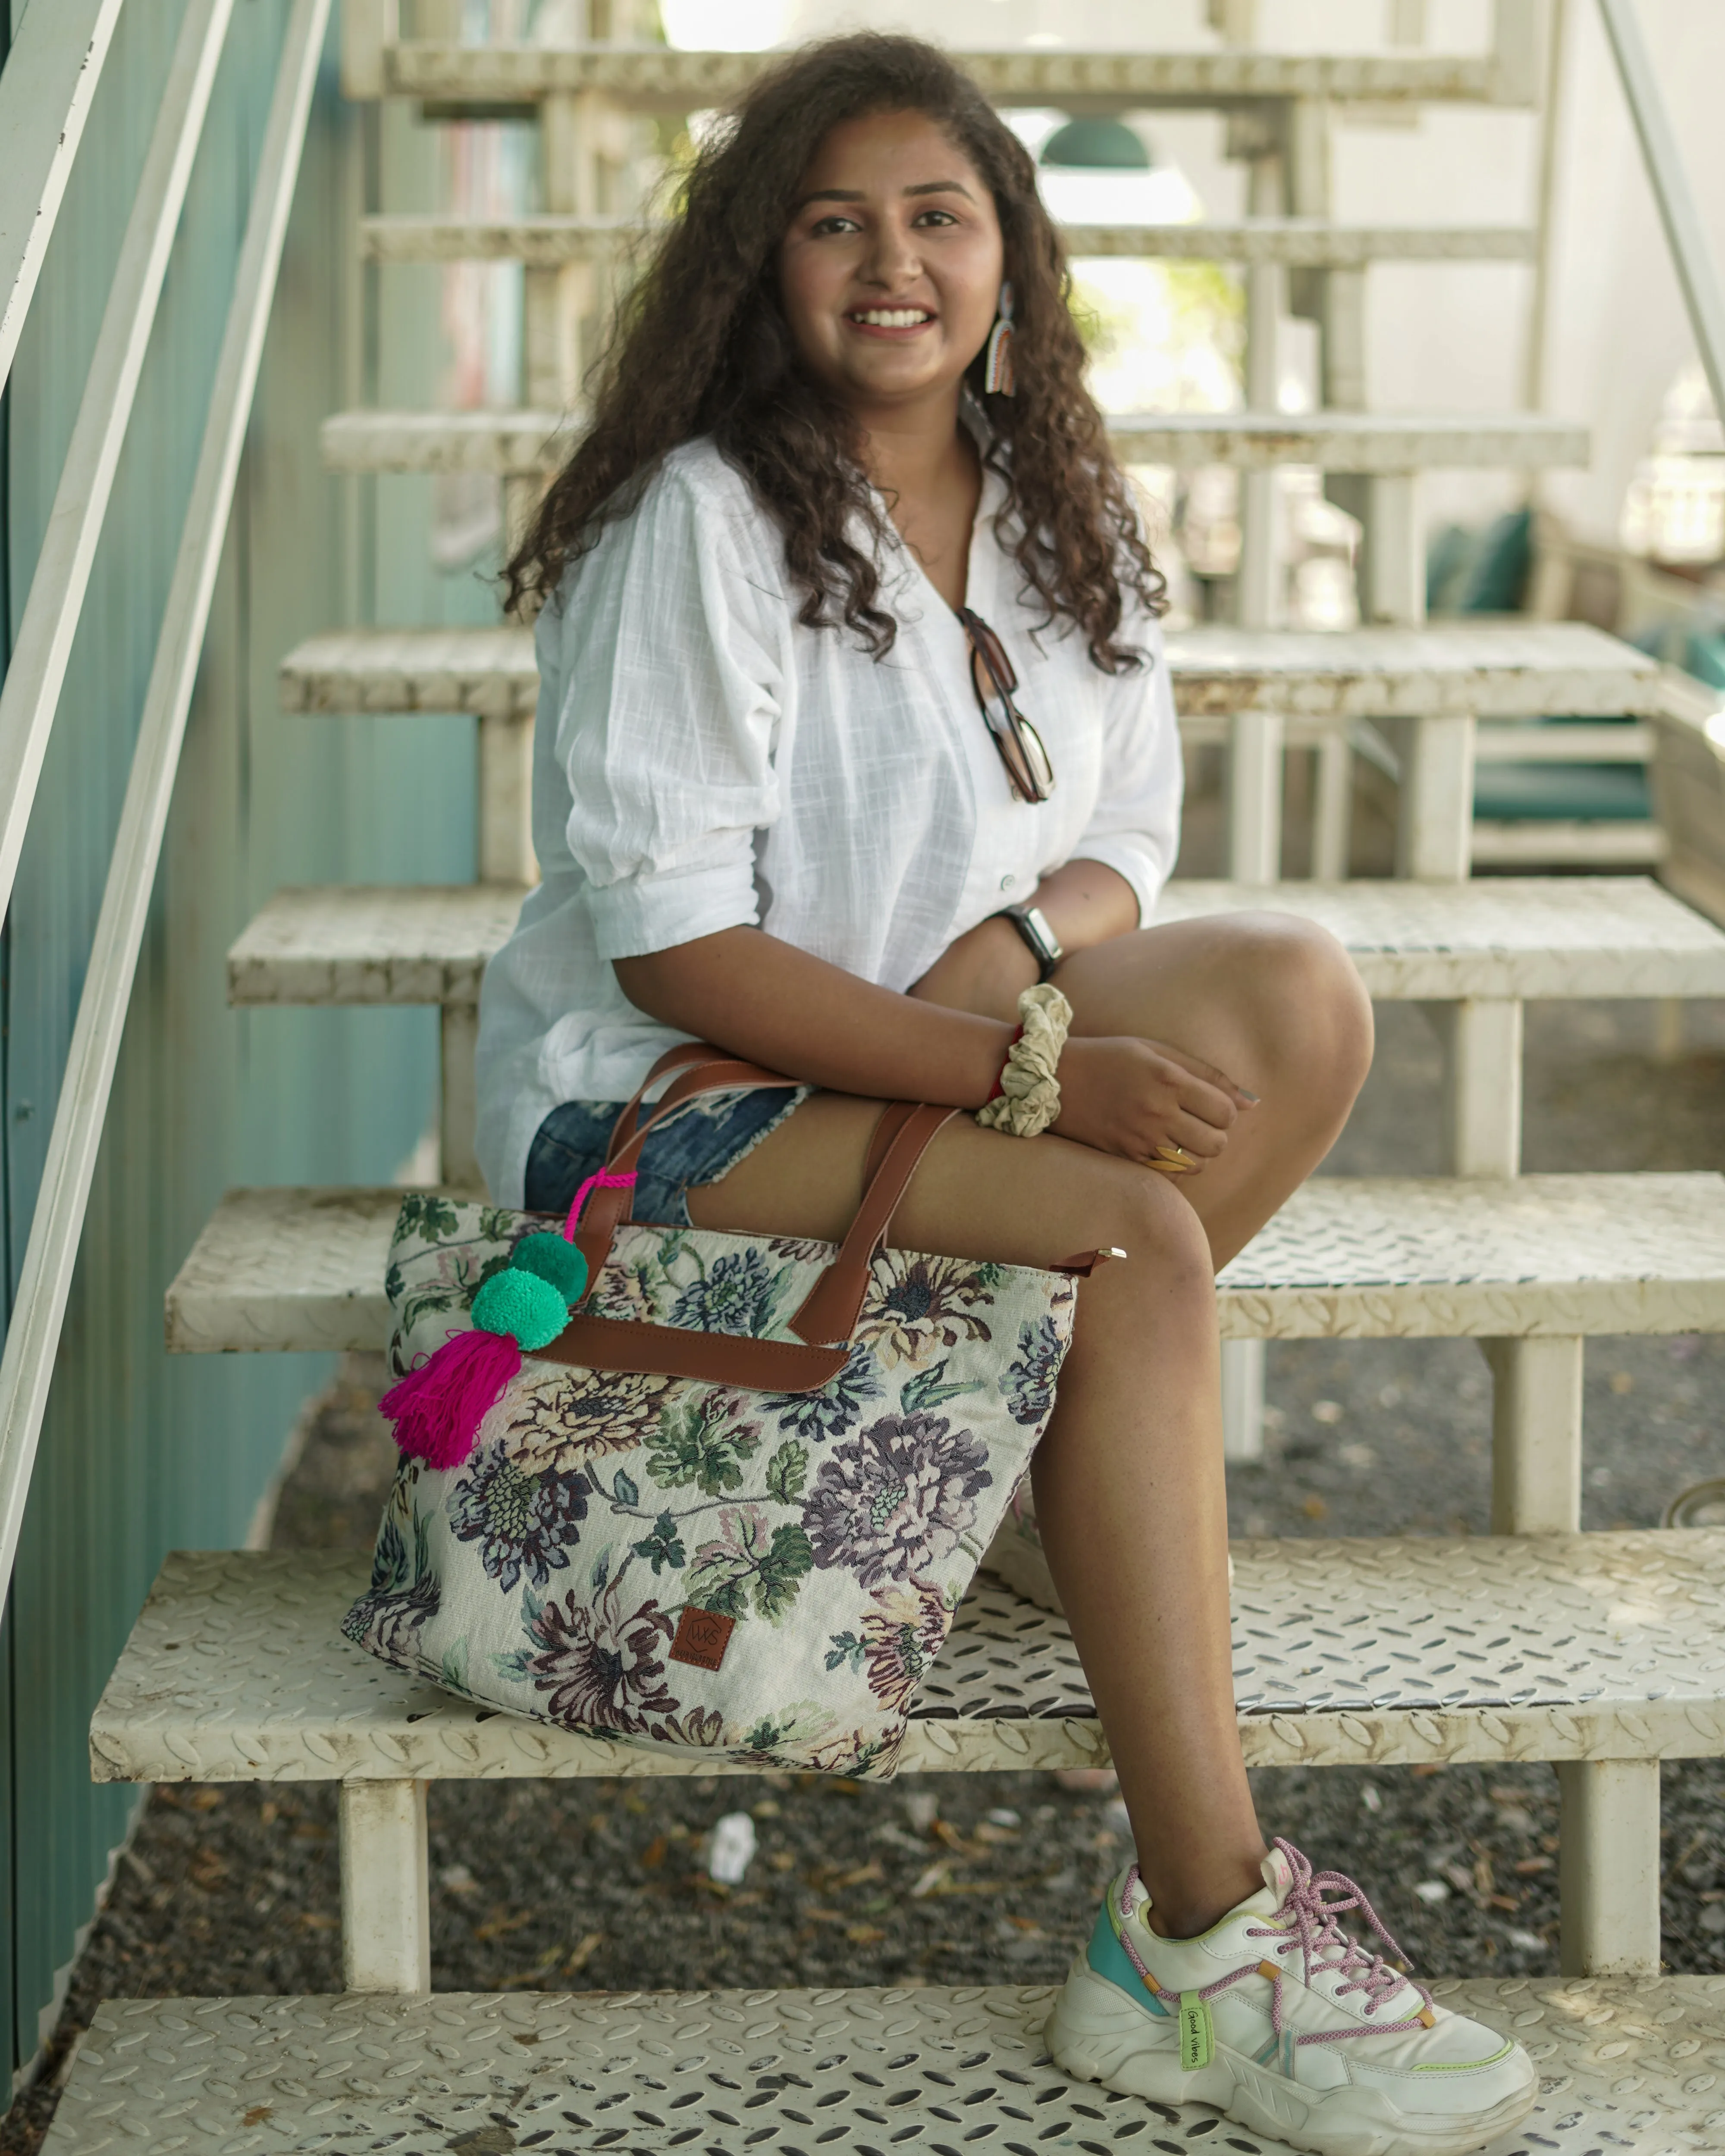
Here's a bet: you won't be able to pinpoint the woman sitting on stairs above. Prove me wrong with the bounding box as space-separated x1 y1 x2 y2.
475 33 1536 2156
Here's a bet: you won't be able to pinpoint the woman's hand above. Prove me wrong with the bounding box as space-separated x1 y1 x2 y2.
1052 1034 1255 1172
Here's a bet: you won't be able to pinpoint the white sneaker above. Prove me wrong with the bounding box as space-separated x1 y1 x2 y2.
1046 1843 1537 2156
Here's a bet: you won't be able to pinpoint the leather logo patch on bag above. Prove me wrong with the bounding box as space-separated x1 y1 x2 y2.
670 1606 735 1672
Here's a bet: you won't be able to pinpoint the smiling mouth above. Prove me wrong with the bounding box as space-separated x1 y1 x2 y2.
847 307 935 330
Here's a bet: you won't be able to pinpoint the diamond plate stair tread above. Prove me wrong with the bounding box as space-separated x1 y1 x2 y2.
383 45 1515 108
280 627 538 719
89 1536 1725 1784
1158 876 1725 998
361 213 1534 267
322 407 1587 475
166 1172 1725 1357
223 876 1725 1010
41 1980 1725 2156
227 886 528 1007
279 619 1664 725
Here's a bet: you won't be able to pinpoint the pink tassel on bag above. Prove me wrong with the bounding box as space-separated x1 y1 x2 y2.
380 1164 637 1471
380 1328 521 1470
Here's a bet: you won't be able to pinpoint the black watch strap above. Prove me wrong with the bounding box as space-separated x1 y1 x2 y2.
996 902 1063 981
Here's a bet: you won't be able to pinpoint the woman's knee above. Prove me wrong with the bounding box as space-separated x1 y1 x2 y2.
1095 1160 1218 1314
1219 911 1373 1095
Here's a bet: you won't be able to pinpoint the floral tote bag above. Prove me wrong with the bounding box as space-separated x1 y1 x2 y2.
343 1047 1101 1779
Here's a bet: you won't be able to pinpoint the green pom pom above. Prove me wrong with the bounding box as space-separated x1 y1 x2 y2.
510 1231 589 1305
471 1267 568 1353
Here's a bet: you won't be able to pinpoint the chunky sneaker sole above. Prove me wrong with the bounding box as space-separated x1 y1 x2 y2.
1046 1852 1537 2156
1048 1948 1535 2156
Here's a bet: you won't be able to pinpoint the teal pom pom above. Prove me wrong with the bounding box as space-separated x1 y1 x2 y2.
510 1230 589 1305
470 1267 568 1353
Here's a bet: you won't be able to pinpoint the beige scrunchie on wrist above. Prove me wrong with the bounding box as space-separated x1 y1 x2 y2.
975 982 1073 1138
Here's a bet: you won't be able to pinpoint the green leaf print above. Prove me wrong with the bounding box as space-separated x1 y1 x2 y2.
393 1193 461 1247
765 1438 809 1504
633 1512 687 1575
611 1471 641 1510
755 1523 814 1621
693 1575 749 1621
824 1630 865 1675
900 1357 985 1414
439 1639 470 1694
647 1394 762 1495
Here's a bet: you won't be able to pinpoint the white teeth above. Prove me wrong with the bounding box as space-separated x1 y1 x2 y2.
853 308 931 328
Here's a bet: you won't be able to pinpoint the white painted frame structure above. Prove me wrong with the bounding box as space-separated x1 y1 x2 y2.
0 0 127 396
0 0 334 1618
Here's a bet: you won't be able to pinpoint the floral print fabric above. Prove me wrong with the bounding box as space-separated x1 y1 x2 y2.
345 1194 1077 1777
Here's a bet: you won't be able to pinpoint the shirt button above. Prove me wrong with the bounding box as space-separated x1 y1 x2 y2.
1000 874 1015 890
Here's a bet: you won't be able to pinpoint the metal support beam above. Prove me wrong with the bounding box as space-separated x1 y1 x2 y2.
1220 1336 1267 1464
1361 471 1426 627
1492 0 1546 106
1484 1334 1583 1533
1431 997 1522 1178
341 0 397 100
440 1005 482 1191
340 1780 430 1992
1558 1758 1661 1976
1396 709 1475 879
1227 710 1285 887
1311 732 1353 879
479 712 536 885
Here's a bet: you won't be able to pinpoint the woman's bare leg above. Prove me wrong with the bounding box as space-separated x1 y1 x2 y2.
692 1097 1264 1934
686 913 1372 1937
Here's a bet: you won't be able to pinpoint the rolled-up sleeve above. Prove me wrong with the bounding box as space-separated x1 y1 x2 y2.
1072 611 1183 924
551 466 788 960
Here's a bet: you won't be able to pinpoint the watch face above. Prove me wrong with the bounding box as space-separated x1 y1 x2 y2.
1024 908 1059 958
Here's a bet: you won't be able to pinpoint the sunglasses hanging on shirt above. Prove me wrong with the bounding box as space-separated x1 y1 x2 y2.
957 605 1056 805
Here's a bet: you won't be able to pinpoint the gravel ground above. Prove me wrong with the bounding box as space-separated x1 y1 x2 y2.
5 993 1722 2150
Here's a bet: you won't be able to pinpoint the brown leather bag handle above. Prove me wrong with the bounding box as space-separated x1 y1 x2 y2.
549 1046 956 1391
787 1102 955 1346
570 1046 803 1280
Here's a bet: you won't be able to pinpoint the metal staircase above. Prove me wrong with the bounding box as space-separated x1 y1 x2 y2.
46 6 1725 2151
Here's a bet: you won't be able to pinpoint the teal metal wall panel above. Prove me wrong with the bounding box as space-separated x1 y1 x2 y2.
0 0 485 2080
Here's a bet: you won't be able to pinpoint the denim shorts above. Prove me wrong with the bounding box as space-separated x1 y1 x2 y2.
522 1086 811 1227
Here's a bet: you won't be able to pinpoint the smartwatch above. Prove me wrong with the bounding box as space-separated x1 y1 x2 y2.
996 901 1063 982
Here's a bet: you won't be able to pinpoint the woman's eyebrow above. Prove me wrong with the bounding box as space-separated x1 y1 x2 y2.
793 178 975 211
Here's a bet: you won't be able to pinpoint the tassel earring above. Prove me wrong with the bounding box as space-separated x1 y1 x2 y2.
983 281 1016 397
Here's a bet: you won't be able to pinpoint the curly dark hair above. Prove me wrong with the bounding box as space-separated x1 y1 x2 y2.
504 31 1166 671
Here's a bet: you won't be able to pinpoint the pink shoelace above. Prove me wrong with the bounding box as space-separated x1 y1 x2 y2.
1115 1838 1434 2053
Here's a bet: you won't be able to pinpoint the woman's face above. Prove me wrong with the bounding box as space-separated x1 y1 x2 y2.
778 108 1005 418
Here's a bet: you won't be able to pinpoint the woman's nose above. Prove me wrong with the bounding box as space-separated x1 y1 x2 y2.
860 218 922 291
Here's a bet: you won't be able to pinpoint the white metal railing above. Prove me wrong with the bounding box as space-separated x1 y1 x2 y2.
1596 0 1725 451
0 0 126 396
0 0 334 1597
0 0 238 943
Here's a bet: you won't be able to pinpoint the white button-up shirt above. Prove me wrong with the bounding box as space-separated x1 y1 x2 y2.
475 435 1182 1203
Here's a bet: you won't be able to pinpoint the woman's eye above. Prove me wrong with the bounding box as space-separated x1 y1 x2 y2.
809 215 861 238
913 209 959 227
